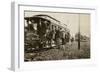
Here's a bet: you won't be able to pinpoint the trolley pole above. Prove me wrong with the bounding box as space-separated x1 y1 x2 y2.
78 14 80 50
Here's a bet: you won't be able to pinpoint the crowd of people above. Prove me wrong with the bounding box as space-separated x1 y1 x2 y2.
25 19 74 50
37 21 71 49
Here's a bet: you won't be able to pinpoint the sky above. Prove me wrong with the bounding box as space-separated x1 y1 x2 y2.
24 11 90 37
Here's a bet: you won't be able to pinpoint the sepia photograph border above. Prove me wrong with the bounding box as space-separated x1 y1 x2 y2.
11 2 97 71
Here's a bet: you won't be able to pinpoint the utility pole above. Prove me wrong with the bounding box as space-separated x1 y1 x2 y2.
78 14 80 50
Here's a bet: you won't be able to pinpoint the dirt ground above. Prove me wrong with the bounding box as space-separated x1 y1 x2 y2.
24 41 90 62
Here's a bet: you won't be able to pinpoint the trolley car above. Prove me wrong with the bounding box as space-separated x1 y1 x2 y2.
24 14 70 52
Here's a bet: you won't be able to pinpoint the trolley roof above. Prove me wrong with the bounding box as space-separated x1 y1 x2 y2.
25 14 69 32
